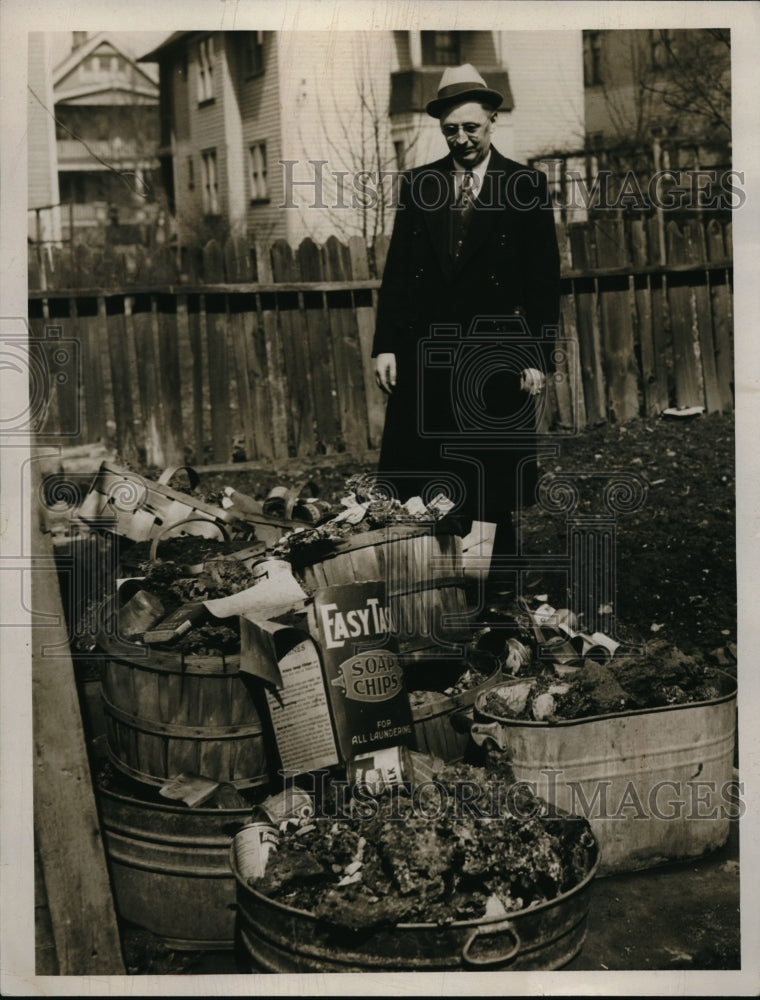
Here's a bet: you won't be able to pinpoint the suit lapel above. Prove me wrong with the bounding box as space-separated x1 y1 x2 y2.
418 157 456 278
452 148 510 273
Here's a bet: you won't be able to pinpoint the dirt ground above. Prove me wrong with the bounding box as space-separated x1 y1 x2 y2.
193 411 736 662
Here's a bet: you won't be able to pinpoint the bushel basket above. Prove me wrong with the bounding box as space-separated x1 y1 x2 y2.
98 627 272 790
293 523 472 652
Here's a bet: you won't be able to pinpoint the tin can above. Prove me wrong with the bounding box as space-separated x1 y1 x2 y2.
558 624 620 661
587 632 621 658
260 787 315 825
233 822 279 881
118 589 165 638
505 637 531 674
574 631 620 661
348 745 412 796
294 499 332 524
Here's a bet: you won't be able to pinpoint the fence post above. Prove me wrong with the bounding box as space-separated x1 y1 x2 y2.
151 248 185 465
632 218 669 416
705 218 734 411
666 220 705 410
688 219 723 414
225 235 259 461
128 254 165 468
322 235 369 454
103 251 139 465
349 235 386 449
272 238 313 456
202 238 233 462
298 237 341 453
570 224 606 425
595 218 639 423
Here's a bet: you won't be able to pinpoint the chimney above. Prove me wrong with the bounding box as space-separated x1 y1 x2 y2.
72 31 88 51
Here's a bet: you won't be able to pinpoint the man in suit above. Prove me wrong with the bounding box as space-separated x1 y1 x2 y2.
371 64 561 593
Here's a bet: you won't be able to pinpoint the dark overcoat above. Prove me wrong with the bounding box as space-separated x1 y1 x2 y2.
371 147 561 523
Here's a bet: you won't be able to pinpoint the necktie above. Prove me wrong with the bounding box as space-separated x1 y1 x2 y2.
451 171 475 261
458 170 475 208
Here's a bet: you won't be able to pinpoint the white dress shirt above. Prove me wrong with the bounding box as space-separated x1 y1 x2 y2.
452 150 492 202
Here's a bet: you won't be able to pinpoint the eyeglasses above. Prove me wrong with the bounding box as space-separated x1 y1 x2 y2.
441 122 489 138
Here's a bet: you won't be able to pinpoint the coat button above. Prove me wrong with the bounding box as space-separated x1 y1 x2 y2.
415 267 424 279
490 274 500 285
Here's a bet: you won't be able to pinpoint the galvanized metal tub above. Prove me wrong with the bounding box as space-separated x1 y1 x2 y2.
473 670 737 876
231 829 599 972
96 769 250 950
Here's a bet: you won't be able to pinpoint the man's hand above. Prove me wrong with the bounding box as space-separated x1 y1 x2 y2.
375 353 397 394
520 367 545 396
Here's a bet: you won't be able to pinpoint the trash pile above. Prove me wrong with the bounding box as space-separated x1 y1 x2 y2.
244 756 598 931
69 464 493 786
63 461 732 958
407 663 493 712
275 472 458 567
473 598 727 720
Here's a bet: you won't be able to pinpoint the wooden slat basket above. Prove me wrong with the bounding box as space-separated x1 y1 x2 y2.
292 523 472 652
98 628 273 790
405 648 502 762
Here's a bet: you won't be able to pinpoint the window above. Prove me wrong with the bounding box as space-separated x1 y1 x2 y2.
201 148 219 214
197 36 215 104
243 31 265 77
248 141 268 201
81 54 101 76
187 156 195 191
421 31 460 66
393 140 406 171
583 31 603 86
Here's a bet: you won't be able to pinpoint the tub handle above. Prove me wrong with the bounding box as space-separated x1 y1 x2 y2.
462 918 521 967
149 516 232 562
470 721 508 751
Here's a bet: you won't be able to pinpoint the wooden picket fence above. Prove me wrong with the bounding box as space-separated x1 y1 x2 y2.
27 215 733 467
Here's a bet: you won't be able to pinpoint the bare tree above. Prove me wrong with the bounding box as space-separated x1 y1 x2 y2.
641 29 731 139
297 37 423 245
592 29 731 150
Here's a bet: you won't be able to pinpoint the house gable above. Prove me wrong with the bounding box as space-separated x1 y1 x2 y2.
54 33 159 106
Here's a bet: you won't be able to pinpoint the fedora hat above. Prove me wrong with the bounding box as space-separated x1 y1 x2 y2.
426 63 503 118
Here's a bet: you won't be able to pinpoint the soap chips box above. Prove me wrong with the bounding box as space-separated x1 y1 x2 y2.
313 582 416 760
